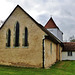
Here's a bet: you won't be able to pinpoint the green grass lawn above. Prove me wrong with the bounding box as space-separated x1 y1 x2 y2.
0 61 75 75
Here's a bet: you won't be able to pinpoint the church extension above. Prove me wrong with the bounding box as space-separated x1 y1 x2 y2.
0 5 74 68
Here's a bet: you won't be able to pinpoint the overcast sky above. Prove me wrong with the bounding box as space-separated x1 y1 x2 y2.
0 0 75 41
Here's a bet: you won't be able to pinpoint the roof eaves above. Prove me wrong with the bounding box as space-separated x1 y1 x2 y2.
38 24 62 44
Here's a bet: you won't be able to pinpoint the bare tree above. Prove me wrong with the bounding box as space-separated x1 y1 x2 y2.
0 20 4 26
69 35 75 42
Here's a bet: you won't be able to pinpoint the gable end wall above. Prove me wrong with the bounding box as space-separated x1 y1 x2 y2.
0 7 46 68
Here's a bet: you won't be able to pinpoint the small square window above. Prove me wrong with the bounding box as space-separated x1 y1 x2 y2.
68 51 72 56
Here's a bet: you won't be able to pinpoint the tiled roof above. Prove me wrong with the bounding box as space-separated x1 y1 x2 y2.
63 42 75 51
45 17 59 29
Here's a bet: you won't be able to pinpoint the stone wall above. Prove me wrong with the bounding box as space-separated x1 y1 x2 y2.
44 39 57 68
0 6 45 68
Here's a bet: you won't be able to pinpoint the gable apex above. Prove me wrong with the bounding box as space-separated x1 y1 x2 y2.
0 5 22 29
45 17 59 29
0 5 40 29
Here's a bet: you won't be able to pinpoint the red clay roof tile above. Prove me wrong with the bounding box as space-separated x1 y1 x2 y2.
45 17 59 29
63 42 75 51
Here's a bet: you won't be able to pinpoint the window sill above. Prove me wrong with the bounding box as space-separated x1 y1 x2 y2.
6 47 11 48
22 46 29 48
13 46 20 48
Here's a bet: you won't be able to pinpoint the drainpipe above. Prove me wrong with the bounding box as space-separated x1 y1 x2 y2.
42 36 45 68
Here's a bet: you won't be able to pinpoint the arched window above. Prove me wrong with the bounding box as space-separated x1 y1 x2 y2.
23 27 28 46
6 29 11 47
14 21 19 47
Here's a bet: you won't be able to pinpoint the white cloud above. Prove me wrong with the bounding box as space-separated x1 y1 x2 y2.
0 0 75 41
0 0 14 20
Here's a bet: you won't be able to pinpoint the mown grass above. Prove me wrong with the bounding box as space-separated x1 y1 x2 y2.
0 61 75 75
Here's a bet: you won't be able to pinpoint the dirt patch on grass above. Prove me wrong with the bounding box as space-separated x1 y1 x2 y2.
56 61 71 69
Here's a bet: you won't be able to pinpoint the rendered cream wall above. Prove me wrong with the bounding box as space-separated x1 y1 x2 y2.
62 52 75 60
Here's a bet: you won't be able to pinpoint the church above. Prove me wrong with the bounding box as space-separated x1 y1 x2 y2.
0 5 74 69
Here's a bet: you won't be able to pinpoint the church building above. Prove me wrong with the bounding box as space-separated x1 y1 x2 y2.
0 5 63 68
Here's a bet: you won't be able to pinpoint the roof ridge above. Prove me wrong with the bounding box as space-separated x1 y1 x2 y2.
0 5 41 29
